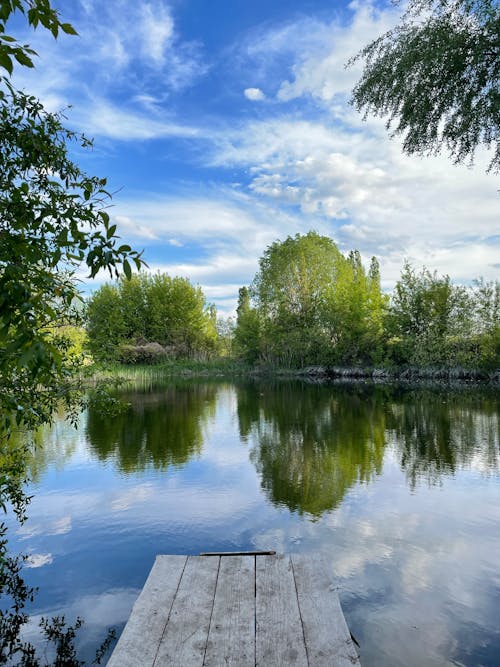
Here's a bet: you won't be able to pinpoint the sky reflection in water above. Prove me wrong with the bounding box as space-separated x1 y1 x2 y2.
10 380 500 666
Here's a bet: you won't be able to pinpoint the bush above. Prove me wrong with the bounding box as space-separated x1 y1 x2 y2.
118 342 169 365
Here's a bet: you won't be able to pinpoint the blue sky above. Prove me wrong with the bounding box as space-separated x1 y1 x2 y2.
11 0 499 315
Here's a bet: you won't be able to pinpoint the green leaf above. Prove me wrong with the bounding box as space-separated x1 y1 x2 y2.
123 259 132 280
106 224 117 240
0 50 13 74
61 23 78 35
14 50 34 67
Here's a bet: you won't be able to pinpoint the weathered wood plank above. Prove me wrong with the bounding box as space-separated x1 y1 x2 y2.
291 554 360 666
256 554 308 666
200 550 275 556
204 555 255 666
153 555 220 666
107 555 187 667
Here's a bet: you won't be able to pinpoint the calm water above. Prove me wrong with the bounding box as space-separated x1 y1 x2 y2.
8 380 500 666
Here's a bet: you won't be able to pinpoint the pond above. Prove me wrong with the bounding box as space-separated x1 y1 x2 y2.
8 379 500 666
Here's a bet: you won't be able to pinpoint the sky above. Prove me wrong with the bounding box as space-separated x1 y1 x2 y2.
10 0 500 315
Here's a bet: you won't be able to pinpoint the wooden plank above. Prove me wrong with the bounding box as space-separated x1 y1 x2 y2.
153 555 220 666
200 550 276 556
256 554 308 666
107 555 187 667
291 554 360 666
204 555 255 666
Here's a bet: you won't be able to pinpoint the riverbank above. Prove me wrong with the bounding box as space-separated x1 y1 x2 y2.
94 360 500 386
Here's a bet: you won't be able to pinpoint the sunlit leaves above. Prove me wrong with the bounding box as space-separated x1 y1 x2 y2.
246 232 387 367
0 87 146 435
0 0 77 77
86 274 218 363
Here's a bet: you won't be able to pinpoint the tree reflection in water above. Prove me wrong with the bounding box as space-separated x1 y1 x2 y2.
86 383 218 473
387 388 500 488
239 382 387 517
238 382 500 517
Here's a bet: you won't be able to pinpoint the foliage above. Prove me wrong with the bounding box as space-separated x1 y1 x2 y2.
0 85 145 435
351 0 500 171
234 287 261 362
86 273 218 363
0 0 77 75
215 317 235 357
243 232 387 367
387 262 472 366
0 3 141 664
235 234 499 371
387 264 499 370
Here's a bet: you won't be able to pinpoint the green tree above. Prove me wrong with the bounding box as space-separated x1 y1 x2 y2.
253 232 347 366
86 284 126 362
351 0 500 171
0 0 77 75
147 274 214 354
0 89 145 432
0 5 142 663
468 278 500 368
249 232 386 366
216 316 235 357
86 273 218 362
387 262 472 366
234 287 260 362
321 251 387 364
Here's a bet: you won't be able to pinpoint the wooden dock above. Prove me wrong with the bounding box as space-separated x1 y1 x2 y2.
107 553 360 666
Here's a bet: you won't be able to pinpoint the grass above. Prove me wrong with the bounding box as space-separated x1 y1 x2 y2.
88 357 499 390
93 357 250 385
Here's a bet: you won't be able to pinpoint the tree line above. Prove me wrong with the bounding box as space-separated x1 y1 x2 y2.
86 231 499 372
233 232 499 370
86 274 218 363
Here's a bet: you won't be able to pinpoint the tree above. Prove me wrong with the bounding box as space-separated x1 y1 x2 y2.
468 278 500 368
249 232 387 366
0 0 77 75
86 284 126 362
233 287 260 362
387 262 472 366
0 5 143 662
351 0 500 171
86 273 218 362
0 87 145 433
253 232 347 365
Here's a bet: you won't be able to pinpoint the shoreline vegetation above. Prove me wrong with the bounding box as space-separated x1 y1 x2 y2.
85 234 499 384
94 360 500 386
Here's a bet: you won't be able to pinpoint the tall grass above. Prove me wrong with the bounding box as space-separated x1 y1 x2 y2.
93 358 250 388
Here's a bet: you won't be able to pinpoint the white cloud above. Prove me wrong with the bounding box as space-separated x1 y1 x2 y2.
140 4 175 65
112 193 295 250
10 0 208 138
204 1 498 285
244 87 266 101
114 215 160 240
276 3 400 102
26 553 53 568
76 99 200 140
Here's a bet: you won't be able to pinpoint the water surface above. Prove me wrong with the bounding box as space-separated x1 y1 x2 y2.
10 380 500 666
